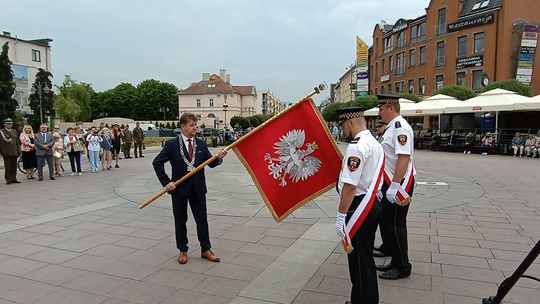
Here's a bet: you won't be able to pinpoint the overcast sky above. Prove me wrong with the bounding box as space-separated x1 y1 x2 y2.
5 0 428 103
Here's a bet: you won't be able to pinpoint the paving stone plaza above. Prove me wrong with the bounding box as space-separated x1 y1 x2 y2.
0 146 539 304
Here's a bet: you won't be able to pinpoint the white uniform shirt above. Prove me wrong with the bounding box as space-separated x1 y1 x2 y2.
380 115 415 178
338 130 384 196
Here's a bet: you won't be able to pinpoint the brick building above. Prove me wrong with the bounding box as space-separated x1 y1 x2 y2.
369 0 540 97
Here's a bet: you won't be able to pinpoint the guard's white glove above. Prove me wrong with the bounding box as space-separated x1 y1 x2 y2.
386 182 401 204
335 212 346 239
376 190 383 201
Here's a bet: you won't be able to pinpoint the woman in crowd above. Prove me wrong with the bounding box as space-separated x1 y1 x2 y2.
19 125 37 179
52 132 65 176
86 126 103 173
75 126 86 172
100 127 113 170
111 124 122 168
463 131 474 154
64 127 83 176
481 132 495 156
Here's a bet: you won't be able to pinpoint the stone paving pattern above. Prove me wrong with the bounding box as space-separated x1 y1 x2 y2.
0 146 538 304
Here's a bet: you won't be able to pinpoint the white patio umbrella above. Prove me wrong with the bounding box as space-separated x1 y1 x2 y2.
400 94 461 130
514 94 540 111
444 88 531 129
364 98 415 117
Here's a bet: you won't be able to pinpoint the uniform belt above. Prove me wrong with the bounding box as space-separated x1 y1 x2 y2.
348 194 366 212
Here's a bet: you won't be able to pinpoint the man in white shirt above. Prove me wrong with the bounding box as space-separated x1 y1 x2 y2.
375 94 416 280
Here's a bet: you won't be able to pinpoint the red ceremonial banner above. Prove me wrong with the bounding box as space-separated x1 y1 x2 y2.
233 99 343 222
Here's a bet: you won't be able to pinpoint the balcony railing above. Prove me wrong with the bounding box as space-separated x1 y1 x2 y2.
435 23 447 35
434 56 446 67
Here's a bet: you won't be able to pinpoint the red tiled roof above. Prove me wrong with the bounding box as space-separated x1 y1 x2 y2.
179 74 255 96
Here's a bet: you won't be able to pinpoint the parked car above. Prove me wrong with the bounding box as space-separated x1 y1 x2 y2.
173 128 182 135
203 128 216 136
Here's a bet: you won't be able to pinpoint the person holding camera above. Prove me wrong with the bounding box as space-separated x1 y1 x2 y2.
86 126 103 172
481 132 495 156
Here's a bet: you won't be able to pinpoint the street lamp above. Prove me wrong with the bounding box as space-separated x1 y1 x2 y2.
159 107 169 121
31 83 50 124
223 94 229 130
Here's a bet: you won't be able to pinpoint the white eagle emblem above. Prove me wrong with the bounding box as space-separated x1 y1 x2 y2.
264 129 322 187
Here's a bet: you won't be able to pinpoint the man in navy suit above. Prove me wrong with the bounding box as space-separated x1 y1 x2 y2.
35 123 55 181
153 113 227 265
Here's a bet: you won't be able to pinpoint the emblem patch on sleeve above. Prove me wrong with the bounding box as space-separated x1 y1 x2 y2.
397 134 408 145
347 156 361 171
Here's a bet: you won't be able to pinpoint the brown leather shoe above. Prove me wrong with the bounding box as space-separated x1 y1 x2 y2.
201 250 220 262
178 251 188 264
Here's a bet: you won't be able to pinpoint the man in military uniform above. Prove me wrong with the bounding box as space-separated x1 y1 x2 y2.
132 122 144 158
375 94 416 280
122 125 133 159
335 107 384 304
0 118 21 184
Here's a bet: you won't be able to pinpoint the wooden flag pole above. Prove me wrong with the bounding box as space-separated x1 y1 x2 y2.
139 83 327 209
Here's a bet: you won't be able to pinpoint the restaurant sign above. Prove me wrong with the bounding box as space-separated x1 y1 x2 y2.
448 13 494 32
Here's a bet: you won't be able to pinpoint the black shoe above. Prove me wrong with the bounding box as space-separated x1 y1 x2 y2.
50 177 56 180
373 249 389 258
6 181 11 185
375 263 394 272
11 180 21 184
135 156 138 158
378 268 410 280
38 177 43 181
139 155 144 158
115 165 120 168
345 301 351 304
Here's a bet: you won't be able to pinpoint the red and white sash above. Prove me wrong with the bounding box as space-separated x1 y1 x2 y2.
342 152 385 252
383 160 415 206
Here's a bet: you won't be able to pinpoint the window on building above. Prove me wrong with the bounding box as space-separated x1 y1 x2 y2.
436 41 445 67
384 37 394 53
381 86 385 93
457 36 467 57
389 55 393 72
395 81 404 93
196 99 201 107
436 75 444 90
375 62 379 80
209 98 214 107
375 37 379 56
388 84 393 93
418 77 426 95
472 70 484 91
474 32 485 53
31 49 41 62
473 0 490 10
411 22 427 44
408 79 415 93
396 31 406 48
437 8 447 35
381 59 385 74
409 49 416 66
419 46 427 65
396 52 406 75
456 72 466 86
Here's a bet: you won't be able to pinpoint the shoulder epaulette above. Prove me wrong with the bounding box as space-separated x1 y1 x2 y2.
349 137 360 144
395 121 402 128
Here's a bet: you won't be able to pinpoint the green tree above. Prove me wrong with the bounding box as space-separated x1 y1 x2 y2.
165 121 172 129
134 79 177 120
90 83 138 119
350 96 379 108
0 42 18 123
28 69 54 129
434 85 476 101
248 116 261 127
482 79 532 97
54 94 82 122
398 93 422 102
230 115 250 129
55 75 92 121
321 102 344 121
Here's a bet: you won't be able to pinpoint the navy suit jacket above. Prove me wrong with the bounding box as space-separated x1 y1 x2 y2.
152 136 221 196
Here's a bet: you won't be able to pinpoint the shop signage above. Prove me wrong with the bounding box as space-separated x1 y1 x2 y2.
392 20 409 33
456 55 484 69
448 13 494 32
516 25 539 85
381 74 390 82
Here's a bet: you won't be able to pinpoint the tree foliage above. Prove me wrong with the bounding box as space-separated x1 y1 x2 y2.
28 69 54 129
482 79 532 97
54 94 82 122
230 115 250 129
91 83 138 119
55 75 92 121
133 79 177 120
0 42 18 124
434 85 476 101
398 93 422 102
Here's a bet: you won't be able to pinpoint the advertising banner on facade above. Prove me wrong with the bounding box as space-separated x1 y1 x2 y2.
456 55 483 69
356 36 369 97
516 25 539 85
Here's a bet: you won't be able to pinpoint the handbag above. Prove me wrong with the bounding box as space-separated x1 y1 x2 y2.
53 151 62 158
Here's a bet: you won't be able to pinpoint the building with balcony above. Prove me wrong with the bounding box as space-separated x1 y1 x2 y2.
257 90 285 115
0 31 53 114
178 69 257 129
369 0 540 97
334 65 357 103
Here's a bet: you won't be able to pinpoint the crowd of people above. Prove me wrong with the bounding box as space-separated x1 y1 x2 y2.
1 118 146 184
